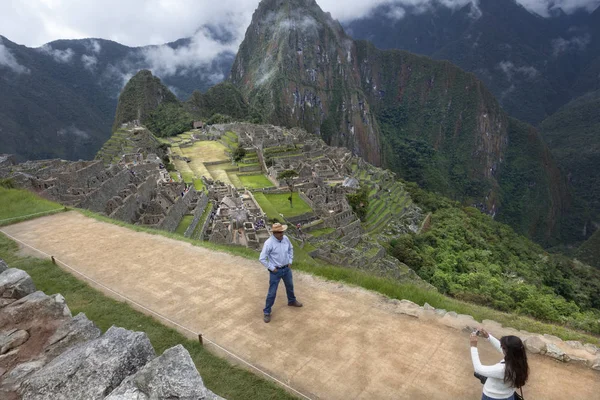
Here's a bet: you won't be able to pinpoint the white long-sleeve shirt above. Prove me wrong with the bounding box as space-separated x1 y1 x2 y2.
259 235 293 271
471 335 515 399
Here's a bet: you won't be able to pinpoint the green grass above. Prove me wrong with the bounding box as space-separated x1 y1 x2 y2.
0 233 297 400
175 215 194 236
169 172 180 181
309 228 335 238
193 179 205 192
263 193 312 218
238 175 274 189
252 193 281 222
0 188 66 226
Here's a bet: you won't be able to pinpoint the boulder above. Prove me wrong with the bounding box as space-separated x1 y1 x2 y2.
545 343 568 362
44 313 102 359
105 344 208 400
0 259 8 273
588 356 600 371
0 359 46 393
583 344 598 355
20 326 156 400
524 336 547 354
0 268 36 299
565 340 583 350
423 302 434 311
0 291 71 327
0 329 29 354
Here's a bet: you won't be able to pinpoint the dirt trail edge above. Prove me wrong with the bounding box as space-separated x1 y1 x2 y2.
2 212 598 400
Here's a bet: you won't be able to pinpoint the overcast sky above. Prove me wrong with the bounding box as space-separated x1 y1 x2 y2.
2 0 599 48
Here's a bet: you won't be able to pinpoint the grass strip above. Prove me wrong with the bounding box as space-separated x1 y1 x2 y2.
0 188 67 226
0 234 297 400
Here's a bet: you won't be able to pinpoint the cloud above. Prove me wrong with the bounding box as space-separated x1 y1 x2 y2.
57 126 90 139
38 44 75 63
85 39 101 55
81 54 98 70
516 0 600 17
497 61 539 80
139 28 238 77
551 34 591 56
0 42 30 74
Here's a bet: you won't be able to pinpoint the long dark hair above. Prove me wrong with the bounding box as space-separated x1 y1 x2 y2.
501 335 529 388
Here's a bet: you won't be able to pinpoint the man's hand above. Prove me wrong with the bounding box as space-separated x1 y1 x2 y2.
478 328 490 338
272 267 278 273
288 264 292 269
470 332 479 347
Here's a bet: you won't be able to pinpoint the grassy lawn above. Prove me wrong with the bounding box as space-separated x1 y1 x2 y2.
169 172 180 181
263 193 312 218
309 227 335 237
181 141 229 163
175 215 194 236
193 201 213 239
193 179 205 191
206 163 237 185
238 175 274 189
0 188 65 226
0 233 297 400
252 192 281 222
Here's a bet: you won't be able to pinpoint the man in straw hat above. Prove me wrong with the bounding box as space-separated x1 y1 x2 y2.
259 222 303 323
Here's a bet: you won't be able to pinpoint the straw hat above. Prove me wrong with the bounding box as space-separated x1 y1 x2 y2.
271 223 288 232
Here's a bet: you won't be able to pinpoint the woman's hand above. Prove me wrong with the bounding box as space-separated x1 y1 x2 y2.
478 328 490 338
470 332 479 347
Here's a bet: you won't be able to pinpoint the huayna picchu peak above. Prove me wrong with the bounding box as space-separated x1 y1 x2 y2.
230 0 584 246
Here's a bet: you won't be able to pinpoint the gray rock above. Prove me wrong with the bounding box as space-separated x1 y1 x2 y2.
105 344 209 400
434 309 447 317
524 336 547 354
588 356 600 371
565 340 583 349
0 259 8 273
583 343 598 355
0 268 36 299
44 313 102 360
543 334 562 343
0 291 71 327
20 326 156 400
447 311 458 318
0 359 46 392
423 302 434 311
0 298 16 309
0 328 29 354
545 343 568 362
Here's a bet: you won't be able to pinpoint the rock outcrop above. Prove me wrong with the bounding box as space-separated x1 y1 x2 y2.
0 260 225 400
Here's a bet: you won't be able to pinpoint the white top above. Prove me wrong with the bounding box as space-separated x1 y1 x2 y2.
470 335 515 399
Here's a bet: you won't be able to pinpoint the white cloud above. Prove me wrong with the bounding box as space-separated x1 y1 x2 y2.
0 42 30 74
516 0 600 17
497 61 539 80
81 54 97 70
551 34 591 56
38 44 75 63
85 39 101 54
57 125 90 139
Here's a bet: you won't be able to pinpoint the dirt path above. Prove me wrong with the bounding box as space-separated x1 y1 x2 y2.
2 212 599 400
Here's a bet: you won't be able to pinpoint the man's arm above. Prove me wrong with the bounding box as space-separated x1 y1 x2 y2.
259 241 275 271
287 237 294 266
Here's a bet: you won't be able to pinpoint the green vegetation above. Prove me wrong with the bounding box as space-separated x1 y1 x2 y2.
277 170 299 208
263 193 312 218
186 82 249 121
252 193 282 222
0 188 65 226
309 228 335 237
232 144 247 162
146 103 194 137
576 229 600 269
391 183 600 334
346 185 369 221
238 175 274 189
175 215 194 236
0 233 297 400
112 70 178 131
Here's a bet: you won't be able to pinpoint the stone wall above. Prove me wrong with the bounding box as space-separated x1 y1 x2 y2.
158 187 198 232
78 169 135 213
184 192 209 238
110 175 158 223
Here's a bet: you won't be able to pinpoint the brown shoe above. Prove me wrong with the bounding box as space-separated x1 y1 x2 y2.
288 300 303 307
263 314 271 323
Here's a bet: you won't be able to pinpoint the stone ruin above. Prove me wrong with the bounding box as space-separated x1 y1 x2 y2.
0 154 207 233
0 259 224 400
202 179 270 250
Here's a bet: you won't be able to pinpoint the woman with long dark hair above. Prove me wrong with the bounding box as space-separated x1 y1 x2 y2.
469 328 529 400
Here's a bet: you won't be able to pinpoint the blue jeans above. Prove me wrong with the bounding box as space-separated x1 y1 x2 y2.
482 394 514 400
263 267 296 315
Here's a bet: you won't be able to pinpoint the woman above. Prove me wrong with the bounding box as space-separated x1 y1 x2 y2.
470 329 529 400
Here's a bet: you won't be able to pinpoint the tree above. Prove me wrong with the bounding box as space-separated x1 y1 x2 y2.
278 169 299 208
232 145 246 163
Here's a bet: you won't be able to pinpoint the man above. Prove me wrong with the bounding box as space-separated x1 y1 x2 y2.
259 222 303 323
